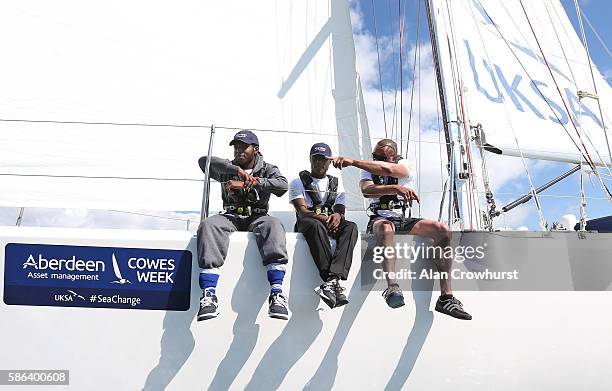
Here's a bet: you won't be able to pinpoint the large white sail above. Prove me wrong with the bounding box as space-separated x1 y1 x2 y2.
430 0 612 167
0 0 369 212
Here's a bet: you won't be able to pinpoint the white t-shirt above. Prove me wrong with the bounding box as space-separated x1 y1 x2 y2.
288 175 346 210
360 159 416 218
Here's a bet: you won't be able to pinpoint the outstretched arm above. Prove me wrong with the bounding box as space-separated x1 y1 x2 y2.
198 156 239 181
330 157 409 178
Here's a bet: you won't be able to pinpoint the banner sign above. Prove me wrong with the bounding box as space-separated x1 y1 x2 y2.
3 243 192 310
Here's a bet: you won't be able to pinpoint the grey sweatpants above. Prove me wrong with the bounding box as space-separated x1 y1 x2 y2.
197 213 289 269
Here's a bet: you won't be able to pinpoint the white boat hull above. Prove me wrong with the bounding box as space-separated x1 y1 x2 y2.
1 226 611 390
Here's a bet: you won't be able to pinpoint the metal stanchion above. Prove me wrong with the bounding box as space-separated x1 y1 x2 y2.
200 125 216 222
15 207 24 226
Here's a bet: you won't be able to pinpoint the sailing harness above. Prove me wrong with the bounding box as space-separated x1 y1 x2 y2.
299 170 338 216
367 174 410 217
366 173 413 233
223 188 267 217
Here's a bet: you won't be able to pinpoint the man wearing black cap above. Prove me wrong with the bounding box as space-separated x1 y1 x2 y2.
196 130 290 321
288 142 358 309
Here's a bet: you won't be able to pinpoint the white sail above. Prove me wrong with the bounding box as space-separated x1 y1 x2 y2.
430 0 612 166
0 0 369 212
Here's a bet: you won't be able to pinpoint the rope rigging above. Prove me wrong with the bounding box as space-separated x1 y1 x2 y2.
475 1 611 186
518 0 612 200
398 0 405 155
444 0 480 229
467 0 550 229
572 0 612 162
406 0 422 154
371 0 388 138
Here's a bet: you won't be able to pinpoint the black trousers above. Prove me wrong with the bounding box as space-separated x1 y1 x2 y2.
295 216 358 281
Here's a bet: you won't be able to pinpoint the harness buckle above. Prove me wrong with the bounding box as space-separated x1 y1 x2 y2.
226 205 253 216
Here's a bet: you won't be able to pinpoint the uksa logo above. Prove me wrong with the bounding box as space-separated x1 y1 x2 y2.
54 289 86 302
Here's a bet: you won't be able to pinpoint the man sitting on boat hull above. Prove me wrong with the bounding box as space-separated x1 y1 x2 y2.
289 143 358 309
331 139 472 320
196 130 290 321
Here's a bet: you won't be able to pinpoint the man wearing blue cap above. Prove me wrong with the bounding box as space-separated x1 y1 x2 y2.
196 130 290 321
288 142 358 309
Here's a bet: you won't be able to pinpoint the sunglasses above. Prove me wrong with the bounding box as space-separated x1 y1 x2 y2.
372 153 387 161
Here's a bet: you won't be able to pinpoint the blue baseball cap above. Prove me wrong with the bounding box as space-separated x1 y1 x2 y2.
229 130 259 146
309 142 332 158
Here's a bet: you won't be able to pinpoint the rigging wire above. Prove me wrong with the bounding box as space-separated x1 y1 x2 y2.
406 0 422 154
542 0 578 89
445 0 477 229
469 0 549 230
435 68 446 213
109 210 198 223
520 2 612 173
546 4 612 175
474 1 608 181
3 116 610 162
492 0 612 181
416 23 423 217
387 0 399 139
581 11 612 59
417 34 422 218
572 0 612 161
2 175 606 201
0 116 460 146
0 172 203 182
438 0 464 227
371 0 388 138
517 0 612 199
464 2 507 230
398 0 405 154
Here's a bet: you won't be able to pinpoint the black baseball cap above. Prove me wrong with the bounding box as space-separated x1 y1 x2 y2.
309 142 332 158
229 130 259 146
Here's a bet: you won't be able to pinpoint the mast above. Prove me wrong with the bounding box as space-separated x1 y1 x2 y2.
424 0 463 229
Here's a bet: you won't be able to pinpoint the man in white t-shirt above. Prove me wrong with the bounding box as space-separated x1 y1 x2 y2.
289 143 358 309
330 139 472 320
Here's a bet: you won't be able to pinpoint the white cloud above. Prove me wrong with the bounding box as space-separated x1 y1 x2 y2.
0 207 199 232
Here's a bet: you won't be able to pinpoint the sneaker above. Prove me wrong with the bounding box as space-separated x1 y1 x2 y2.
333 281 348 308
315 281 337 309
382 284 405 308
268 292 289 320
197 288 219 321
435 296 472 320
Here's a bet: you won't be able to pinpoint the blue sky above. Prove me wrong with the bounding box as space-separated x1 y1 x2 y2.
353 0 611 229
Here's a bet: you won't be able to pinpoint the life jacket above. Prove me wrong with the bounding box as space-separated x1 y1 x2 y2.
221 153 277 216
299 170 338 216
